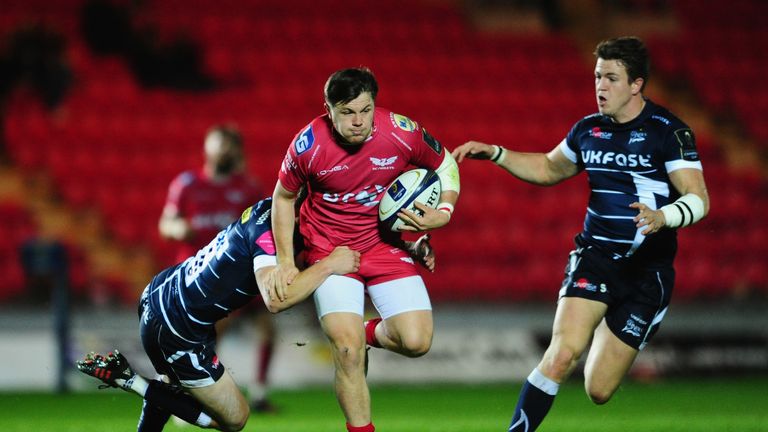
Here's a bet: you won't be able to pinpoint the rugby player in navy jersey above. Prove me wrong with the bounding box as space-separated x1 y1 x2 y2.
77 198 434 432
453 36 709 431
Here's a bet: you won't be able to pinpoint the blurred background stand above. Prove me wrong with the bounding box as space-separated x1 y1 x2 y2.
20 238 71 393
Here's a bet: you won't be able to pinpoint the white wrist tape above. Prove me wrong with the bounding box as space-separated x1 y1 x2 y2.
437 202 454 219
660 193 705 228
490 145 507 165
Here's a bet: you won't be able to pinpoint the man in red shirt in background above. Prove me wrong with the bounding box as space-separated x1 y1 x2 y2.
271 67 461 432
159 124 277 412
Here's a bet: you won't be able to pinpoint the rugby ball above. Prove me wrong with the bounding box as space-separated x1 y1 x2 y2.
378 168 441 232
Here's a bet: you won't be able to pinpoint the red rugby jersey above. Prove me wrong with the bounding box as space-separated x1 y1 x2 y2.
278 107 445 253
163 169 263 263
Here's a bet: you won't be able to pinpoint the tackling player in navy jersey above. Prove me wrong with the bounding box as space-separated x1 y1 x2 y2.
453 37 709 431
76 198 362 431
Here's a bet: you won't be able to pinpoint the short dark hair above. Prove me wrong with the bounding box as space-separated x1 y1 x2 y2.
324 67 379 106
207 124 242 147
594 36 650 92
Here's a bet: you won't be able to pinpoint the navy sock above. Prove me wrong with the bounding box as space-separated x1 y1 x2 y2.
508 369 559 432
137 399 170 432
144 380 209 427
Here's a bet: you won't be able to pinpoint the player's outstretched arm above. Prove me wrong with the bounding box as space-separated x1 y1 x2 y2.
451 140 496 162
452 141 579 186
257 246 361 313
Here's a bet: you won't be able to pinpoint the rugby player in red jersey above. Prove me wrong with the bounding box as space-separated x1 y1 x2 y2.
159 125 277 412
271 67 460 432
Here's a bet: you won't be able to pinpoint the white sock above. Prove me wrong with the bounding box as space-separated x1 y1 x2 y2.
527 368 560 396
248 382 267 402
196 412 212 427
116 374 150 397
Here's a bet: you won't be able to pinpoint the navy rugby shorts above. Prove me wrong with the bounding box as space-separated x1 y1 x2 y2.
559 241 675 350
138 292 226 388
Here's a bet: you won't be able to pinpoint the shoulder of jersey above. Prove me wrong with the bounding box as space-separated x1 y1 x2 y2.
580 112 603 123
647 105 687 130
381 108 420 135
292 115 332 157
239 198 271 226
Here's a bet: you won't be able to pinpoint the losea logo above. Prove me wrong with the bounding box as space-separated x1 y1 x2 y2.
590 127 613 140
212 355 220 369
317 164 349 177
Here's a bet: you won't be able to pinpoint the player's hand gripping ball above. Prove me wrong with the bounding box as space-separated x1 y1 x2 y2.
378 168 441 232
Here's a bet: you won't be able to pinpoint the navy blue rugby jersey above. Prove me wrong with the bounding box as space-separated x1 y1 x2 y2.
558 99 702 264
145 198 278 343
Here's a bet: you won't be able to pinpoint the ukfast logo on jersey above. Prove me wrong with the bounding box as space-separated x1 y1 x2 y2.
294 126 315 155
581 150 652 168
370 156 398 170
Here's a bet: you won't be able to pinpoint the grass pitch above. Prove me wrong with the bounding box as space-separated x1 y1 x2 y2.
1 377 766 431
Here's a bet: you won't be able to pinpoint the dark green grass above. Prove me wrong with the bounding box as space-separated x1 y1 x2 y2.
1 377 766 431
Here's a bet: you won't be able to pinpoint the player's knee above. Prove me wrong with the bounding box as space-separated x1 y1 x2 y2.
541 346 579 380
330 338 366 369
218 412 248 432
586 387 614 405
398 333 431 358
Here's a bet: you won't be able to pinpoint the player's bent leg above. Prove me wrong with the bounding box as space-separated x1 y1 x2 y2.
538 297 607 381
583 320 639 405
186 371 249 432
367 275 433 357
376 310 433 357
321 311 371 427
508 297 607 432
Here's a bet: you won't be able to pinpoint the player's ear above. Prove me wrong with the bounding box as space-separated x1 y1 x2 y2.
631 78 643 95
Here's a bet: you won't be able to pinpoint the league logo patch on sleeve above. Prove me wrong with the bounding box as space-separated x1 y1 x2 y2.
674 128 699 161
421 128 443 155
390 113 418 132
294 126 315 155
240 206 253 224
